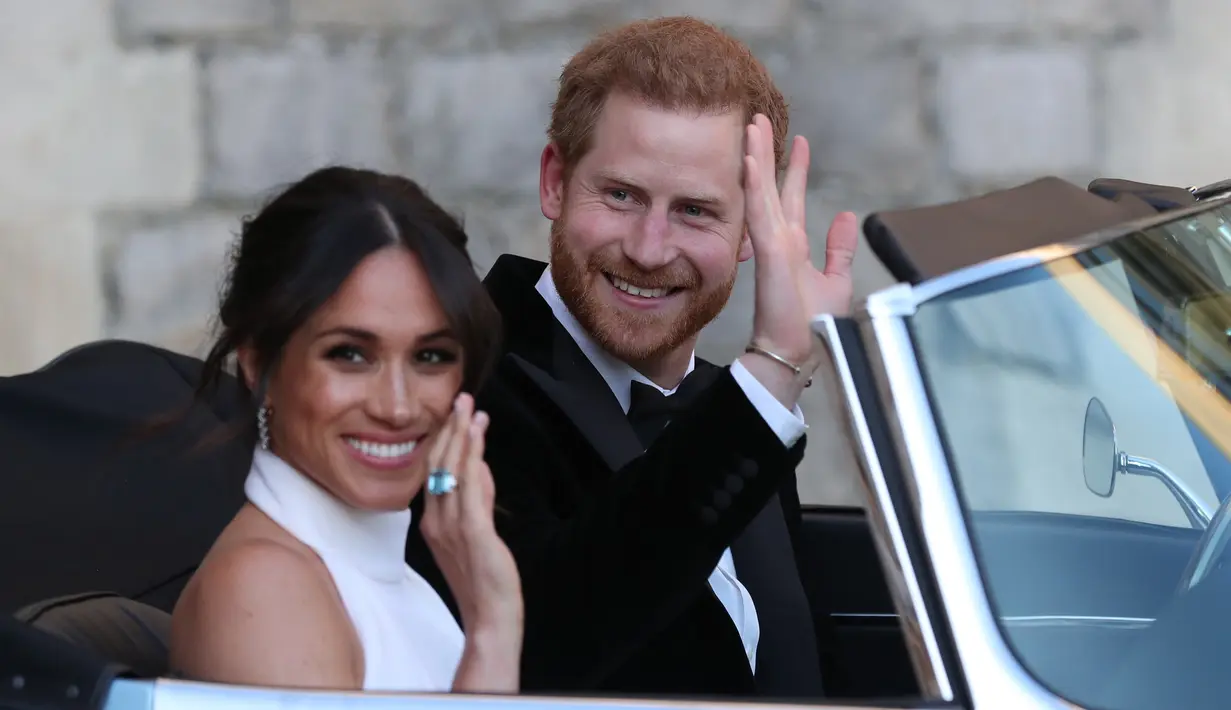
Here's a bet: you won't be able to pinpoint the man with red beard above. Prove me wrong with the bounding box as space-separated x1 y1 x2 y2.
406 15 859 700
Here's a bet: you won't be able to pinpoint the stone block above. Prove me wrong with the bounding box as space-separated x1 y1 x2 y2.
290 0 630 30
635 0 795 35
91 49 203 208
204 35 398 200
0 45 201 212
801 0 1163 40
773 53 932 197
495 0 627 25
398 49 570 195
0 0 114 67
102 210 240 350
0 213 104 376
288 0 461 29
937 47 1096 181
1102 17 1231 187
115 0 279 41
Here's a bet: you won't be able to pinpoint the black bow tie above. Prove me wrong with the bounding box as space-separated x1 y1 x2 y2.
627 371 710 448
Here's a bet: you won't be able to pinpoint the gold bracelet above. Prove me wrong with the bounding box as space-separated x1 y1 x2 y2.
744 344 813 387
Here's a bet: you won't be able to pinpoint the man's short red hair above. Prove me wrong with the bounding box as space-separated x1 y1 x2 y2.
548 16 790 175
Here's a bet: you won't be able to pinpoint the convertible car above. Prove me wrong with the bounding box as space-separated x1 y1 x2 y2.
5 175 1231 710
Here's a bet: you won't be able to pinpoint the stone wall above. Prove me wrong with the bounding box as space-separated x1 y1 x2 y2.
2 0 1229 504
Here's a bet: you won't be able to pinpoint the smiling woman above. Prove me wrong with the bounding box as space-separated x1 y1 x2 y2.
167 166 523 694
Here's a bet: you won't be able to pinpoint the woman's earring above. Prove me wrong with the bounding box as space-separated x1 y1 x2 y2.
257 405 271 450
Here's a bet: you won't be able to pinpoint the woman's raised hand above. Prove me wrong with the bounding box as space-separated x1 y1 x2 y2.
421 393 523 692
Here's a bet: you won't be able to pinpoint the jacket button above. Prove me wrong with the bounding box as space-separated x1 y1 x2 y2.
724 474 744 494
712 490 732 511
699 506 719 525
738 458 758 479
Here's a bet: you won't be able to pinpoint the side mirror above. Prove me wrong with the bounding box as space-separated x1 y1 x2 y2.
1082 397 1118 498
1081 396 1213 528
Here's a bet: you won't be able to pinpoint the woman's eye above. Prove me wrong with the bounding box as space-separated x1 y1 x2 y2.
326 345 366 364
417 349 458 366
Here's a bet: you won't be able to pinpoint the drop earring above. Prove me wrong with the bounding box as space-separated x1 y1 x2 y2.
257 405 271 450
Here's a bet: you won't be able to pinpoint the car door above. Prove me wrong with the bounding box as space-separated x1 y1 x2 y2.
907 250 1226 706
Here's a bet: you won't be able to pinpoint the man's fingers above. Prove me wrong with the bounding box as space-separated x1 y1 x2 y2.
822 211 859 278
753 117 781 220
743 119 789 256
780 135 809 231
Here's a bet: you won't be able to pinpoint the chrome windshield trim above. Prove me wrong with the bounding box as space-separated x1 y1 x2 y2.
860 313 1072 708
812 314 953 700
112 678 948 710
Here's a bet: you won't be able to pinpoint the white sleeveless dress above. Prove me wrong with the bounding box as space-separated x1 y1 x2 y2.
243 448 465 691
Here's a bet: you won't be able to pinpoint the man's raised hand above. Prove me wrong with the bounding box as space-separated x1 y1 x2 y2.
739 114 858 406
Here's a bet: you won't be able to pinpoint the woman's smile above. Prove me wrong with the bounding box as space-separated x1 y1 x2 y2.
342 434 425 470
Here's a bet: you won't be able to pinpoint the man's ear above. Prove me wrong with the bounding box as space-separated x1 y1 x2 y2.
540 142 566 221
737 227 754 262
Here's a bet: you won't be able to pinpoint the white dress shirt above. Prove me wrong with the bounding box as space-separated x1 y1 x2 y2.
534 266 808 672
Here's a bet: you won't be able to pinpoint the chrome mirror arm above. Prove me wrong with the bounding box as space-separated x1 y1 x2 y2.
1118 452 1213 529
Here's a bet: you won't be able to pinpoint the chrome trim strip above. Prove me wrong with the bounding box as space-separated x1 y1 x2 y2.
812 315 953 700
1001 615 1154 630
128 678 946 710
830 612 1156 630
861 313 1072 708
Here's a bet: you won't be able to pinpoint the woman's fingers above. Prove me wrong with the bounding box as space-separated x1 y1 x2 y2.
422 395 460 532
435 394 473 526
459 411 493 534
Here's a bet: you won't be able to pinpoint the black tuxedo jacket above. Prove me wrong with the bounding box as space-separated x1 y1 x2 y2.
405 255 825 698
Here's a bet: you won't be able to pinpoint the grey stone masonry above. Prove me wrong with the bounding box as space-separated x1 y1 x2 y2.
115 0 279 42
1 0 1224 504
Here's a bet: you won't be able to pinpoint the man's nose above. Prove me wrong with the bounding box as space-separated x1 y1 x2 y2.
623 211 676 271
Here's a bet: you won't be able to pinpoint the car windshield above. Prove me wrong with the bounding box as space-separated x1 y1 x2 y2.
909 200 1231 709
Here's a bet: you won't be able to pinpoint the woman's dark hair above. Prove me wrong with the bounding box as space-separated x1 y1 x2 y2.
194 166 502 438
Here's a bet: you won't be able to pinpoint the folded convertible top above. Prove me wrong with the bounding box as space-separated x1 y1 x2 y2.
863 176 1203 285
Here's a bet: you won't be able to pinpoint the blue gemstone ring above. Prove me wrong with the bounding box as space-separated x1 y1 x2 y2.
427 468 458 496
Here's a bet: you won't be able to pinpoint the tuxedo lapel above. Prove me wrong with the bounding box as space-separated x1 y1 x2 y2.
731 497 825 697
485 255 643 473
508 334 643 473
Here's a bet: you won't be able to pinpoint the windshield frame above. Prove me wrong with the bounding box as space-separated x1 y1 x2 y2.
841 194 1231 709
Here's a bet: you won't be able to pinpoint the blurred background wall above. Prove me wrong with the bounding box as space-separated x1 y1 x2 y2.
2 0 1229 505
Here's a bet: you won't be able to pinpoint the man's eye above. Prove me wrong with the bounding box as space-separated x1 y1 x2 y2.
610 189 629 201
683 205 704 217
